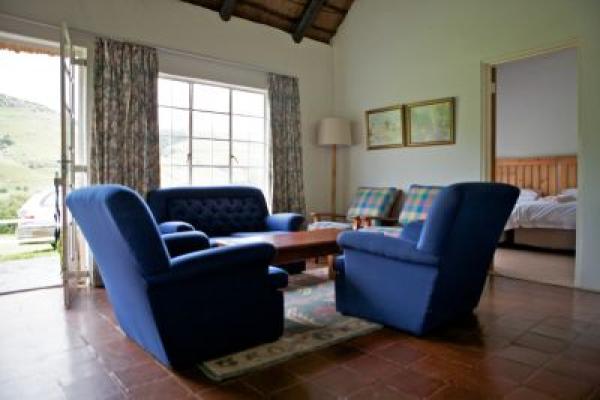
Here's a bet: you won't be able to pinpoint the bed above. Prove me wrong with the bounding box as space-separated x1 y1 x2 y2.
495 155 577 251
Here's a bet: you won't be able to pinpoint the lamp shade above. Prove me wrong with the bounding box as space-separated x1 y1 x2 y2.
317 117 352 146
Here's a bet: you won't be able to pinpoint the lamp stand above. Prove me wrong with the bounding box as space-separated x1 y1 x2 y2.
331 144 337 214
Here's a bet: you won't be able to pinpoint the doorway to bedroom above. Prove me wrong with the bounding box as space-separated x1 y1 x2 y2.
488 47 578 288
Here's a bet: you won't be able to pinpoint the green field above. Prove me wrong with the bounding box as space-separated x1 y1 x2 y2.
0 93 60 233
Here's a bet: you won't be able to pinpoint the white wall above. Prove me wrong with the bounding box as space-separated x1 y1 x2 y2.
332 0 600 291
496 48 577 158
0 0 334 213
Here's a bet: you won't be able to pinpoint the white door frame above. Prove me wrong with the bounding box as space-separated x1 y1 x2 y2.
480 38 580 284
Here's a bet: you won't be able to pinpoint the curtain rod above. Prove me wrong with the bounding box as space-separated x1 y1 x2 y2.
0 12 296 78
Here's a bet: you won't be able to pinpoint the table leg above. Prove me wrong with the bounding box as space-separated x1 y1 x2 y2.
327 255 336 279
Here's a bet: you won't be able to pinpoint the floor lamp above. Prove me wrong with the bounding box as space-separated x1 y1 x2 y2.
318 118 352 214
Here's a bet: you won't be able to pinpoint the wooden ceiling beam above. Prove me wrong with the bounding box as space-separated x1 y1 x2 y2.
292 0 326 43
219 0 237 20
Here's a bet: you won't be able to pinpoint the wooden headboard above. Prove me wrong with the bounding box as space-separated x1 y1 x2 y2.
495 155 577 196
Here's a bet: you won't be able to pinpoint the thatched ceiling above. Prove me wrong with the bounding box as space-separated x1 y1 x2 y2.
181 0 354 44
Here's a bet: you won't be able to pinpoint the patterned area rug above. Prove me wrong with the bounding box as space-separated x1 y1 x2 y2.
198 268 381 381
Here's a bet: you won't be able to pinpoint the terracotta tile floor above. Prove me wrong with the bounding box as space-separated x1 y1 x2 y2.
1 273 600 399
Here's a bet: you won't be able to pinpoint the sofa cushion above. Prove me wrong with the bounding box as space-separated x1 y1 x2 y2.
347 187 397 220
398 185 442 225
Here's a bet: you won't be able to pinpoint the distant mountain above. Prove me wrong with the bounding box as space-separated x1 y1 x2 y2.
0 93 54 113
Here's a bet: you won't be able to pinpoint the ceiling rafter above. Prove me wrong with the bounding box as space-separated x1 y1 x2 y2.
293 0 326 43
181 0 354 44
219 0 237 20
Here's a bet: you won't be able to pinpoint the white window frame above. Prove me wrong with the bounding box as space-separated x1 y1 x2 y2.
158 73 270 199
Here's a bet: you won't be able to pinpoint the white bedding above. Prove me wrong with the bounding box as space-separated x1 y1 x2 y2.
505 197 576 231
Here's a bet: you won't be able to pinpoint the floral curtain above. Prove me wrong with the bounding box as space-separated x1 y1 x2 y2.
268 73 307 215
90 37 159 196
90 38 158 286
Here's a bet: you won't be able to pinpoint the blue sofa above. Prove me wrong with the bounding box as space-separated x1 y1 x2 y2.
335 182 519 335
66 184 288 368
147 186 306 273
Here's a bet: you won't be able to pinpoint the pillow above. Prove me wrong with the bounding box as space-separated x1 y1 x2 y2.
517 188 540 203
561 188 578 199
556 194 577 203
346 187 397 220
398 185 442 225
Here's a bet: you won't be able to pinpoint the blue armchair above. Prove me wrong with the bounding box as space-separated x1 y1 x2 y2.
335 182 519 335
147 186 306 273
66 184 288 368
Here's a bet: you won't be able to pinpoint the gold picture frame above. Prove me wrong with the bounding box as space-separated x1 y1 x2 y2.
365 105 404 150
405 97 455 146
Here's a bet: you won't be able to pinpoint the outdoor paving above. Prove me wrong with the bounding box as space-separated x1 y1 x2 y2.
0 254 60 293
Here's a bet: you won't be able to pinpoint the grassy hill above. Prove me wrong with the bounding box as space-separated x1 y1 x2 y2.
0 93 60 193
0 93 60 231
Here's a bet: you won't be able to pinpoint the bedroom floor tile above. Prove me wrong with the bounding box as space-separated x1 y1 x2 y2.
1 269 600 399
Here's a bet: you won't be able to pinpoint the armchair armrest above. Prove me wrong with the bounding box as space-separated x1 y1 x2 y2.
338 231 438 266
266 213 304 232
162 231 210 258
158 221 195 234
147 242 275 287
310 212 347 223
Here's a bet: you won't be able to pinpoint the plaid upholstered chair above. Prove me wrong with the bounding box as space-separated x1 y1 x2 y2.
309 187 400 231
361 184 443 237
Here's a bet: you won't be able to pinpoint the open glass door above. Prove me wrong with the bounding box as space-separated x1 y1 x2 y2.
59 23 88 308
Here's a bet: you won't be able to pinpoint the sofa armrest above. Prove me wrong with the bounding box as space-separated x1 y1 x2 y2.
162 231 210 258
158 221 195 234
266 213 304 232
338 231 438 266
147 243 275 287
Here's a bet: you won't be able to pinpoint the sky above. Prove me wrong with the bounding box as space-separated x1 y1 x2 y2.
0 49 60 111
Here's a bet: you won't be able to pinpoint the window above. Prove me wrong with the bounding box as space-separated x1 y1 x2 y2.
158 76 268 194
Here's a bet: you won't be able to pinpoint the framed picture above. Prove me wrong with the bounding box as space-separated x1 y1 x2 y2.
406 97 455 146
365 105 404 150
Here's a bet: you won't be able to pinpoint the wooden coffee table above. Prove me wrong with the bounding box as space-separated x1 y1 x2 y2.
214 229 343 278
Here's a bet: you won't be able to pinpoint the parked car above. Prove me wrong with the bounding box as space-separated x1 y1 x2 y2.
16 189 60 247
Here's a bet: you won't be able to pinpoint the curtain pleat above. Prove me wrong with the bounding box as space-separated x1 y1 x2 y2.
268 73 306 215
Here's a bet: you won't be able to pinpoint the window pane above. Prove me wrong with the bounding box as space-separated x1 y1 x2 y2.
193 84 229 113
232 167 249 184
159 107 189 137
169 136 189 165
248 168 265 188
249 142 265 167
192 139 229 166
232 90 264 117
161 165 189 187
233 167 265 190
193 112 229 139
212 167 229 184
158 78 189 108
232 141 249 166
232 115 264 142
191 167 211 186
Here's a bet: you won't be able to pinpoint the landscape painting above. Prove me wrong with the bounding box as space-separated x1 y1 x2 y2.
365 105 404 149
406 98 455 146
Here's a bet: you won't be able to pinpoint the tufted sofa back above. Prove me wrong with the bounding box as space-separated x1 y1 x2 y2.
147 186 270 237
